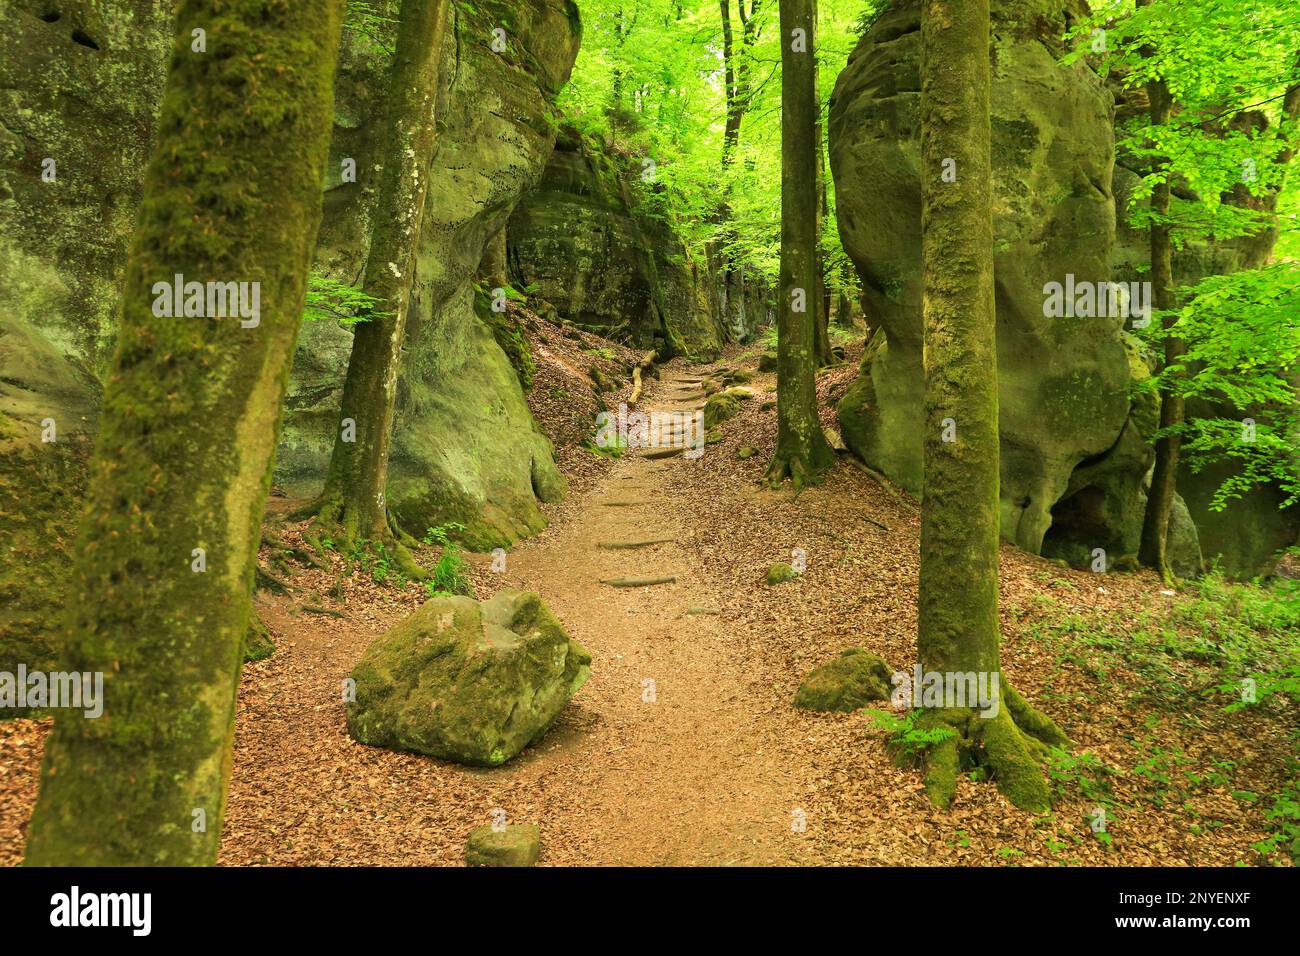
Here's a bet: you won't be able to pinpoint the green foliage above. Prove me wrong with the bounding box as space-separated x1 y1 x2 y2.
557 0 876 296
422 523 473 597
1066 1 1300 511
864 708 956 762
1146 263 1300 508
302 271 389 326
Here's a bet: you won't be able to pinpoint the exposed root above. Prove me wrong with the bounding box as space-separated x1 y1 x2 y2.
763 443 835 491
916 683 1069 814
302 494 428 581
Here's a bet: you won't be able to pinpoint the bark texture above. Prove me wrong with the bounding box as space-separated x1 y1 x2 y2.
24 0 343 865
1136 11 1181 582
766 0 835 489
312 0 450 566
915 0 1065 813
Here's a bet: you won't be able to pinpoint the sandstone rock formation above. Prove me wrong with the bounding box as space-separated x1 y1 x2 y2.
507 127 748 360
830 0 1202 574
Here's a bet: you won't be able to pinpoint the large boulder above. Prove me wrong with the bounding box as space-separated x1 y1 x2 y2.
830 0 1170 563
507 127 730 359
347 589 591 766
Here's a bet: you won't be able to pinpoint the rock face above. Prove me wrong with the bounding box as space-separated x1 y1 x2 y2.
277 0 582 550
507 128 759 359
830 0 1200 570
0 2 174 699
793 649 894 712
0 0 583 695
347 589 591 766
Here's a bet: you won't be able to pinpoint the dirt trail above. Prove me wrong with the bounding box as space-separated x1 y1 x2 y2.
201 363 812 867
494 369 806 865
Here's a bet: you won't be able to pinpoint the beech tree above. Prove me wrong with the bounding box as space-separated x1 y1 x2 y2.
309 0 450 573
24 0 344 865
1136 0 1182 581
914 0 1067 813
766 0 835 489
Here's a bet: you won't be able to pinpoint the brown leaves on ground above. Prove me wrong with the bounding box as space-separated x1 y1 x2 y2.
0 331 1293 866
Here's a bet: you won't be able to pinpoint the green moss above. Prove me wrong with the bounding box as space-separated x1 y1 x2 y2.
794 649 894 711
476 287 536 390
765 562 799 585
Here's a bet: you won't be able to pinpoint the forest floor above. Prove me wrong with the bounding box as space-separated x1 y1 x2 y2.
1 322 1296 866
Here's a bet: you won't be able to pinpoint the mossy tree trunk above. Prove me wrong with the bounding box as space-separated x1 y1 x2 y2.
1136 13 1181 583
766 0 835 489
915 0 1066 814
23 0 344 865
310 0 450 572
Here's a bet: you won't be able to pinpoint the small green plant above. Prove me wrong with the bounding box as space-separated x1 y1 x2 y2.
302 271 390 327
864 709 957 763
422 523 472 597
585 434 629 459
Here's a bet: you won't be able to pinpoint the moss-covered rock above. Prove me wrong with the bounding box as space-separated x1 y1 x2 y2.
758 350 779 372
794 649 894 712
737 445 759 460
831 0 1132 557
703 392 741 431
765 562 799 585
274 0 578 551
507 126 730 359
242 615 276 664
347 589 591 766
465 823 541 867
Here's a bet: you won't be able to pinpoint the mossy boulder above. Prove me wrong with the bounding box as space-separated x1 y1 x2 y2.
703 392 741 431
758 350 779 372
346 589 591 767
765 562 799 585
465 823 541 867
737 445 758 460
242 615 276 664
794 649 894 712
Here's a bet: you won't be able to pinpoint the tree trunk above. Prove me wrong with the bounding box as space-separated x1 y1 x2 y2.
23 0 344 866
766 0 836 488
310 0 449 571
721 0 740 161
1136 23 1180 582
915 0 1066 813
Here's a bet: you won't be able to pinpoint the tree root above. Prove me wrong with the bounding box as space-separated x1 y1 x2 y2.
915 683 1069 814
301 494 428 581
764 443 836 491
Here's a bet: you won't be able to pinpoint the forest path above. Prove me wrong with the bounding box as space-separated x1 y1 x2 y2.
212 363 811 867
489 368 807 865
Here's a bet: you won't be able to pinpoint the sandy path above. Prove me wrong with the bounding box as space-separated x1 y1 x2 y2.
493 371 806 865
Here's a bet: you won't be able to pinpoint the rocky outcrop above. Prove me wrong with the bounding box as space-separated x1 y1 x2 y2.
829 0 1202 571
0 2 174 695
506 128 756 360
276 0 582 550
346 589 591 766
0 0 583 692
